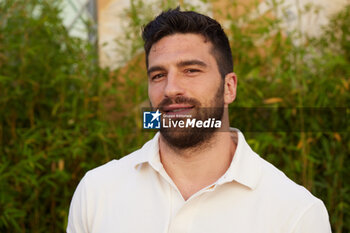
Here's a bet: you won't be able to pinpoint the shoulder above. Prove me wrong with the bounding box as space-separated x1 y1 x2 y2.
77 134 159 195
258 157 317 204
256 156 330 231
83 149 143 186
66 147 149 233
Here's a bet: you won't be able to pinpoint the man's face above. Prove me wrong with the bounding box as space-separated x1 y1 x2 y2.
147 33 228 149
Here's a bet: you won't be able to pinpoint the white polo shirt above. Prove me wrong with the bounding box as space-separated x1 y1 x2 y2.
67 129 331 233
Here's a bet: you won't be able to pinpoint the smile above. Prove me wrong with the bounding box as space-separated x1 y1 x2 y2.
166 107 194 113
162 105 195 117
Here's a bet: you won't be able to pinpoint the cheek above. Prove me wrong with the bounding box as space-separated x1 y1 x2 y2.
204 82 223 104
148 85 162 106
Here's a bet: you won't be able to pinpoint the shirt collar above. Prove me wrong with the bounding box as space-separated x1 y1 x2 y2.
133 129 262 190
133 132 162 171
216 128 262 190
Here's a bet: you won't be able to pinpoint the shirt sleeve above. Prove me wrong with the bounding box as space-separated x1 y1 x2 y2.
67 176 89 233
292 199 332 233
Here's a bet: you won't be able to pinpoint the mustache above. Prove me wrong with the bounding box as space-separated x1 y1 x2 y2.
157 96 201 112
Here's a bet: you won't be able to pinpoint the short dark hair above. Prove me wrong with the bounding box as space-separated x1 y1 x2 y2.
142 7 233 78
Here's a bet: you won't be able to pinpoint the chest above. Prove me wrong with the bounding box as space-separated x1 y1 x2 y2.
87 182 289 233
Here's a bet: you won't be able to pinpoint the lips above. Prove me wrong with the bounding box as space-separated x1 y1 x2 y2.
162 104 194 114
158 96 200 116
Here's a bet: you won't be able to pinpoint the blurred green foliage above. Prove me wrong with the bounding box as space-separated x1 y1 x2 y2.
0 0 349 232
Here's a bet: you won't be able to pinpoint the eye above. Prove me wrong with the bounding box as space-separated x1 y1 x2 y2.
184 68 201 75
151 73 165 81
186 69 199 73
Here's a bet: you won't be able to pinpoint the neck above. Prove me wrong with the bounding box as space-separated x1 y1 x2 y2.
158 128 237 200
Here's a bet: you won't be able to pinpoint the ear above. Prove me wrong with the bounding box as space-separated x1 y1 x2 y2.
224 72 237 105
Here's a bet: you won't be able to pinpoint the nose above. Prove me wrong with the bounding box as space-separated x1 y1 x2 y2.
164 70 185 98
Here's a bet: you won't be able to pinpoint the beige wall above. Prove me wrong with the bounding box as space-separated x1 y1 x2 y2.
98 0 130 69
97 0 212 69
97 0 350 69
260 0 350 39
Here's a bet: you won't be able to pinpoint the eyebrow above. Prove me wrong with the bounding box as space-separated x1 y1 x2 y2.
147 59 208 76
177 59 208 68
147 66 165 76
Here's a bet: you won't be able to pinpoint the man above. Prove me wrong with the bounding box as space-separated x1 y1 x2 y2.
67 8 331 233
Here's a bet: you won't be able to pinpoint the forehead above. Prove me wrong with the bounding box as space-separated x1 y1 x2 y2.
148 33 215 67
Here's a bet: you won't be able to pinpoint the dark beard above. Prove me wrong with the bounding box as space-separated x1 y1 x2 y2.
157 81 225 150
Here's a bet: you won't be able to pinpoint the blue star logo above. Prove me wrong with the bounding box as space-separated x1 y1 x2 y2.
143 110 161 129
